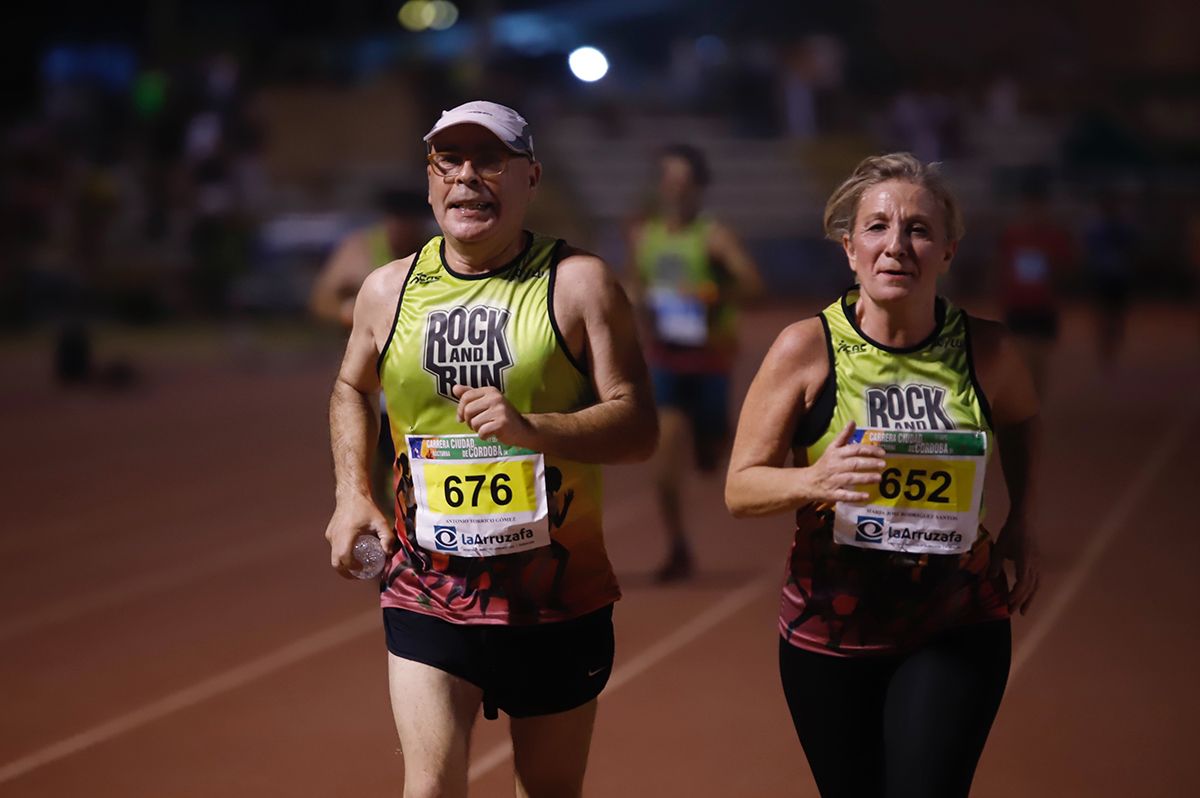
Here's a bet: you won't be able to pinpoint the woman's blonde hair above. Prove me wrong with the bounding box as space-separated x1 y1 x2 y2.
822 152 965 243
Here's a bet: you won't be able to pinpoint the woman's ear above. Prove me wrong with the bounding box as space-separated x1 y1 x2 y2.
842 233 856 272
940 238 959 274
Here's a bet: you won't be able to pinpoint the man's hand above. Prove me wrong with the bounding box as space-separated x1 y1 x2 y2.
452 384 535 448
989 515 1041 615
324 492 395 579
803 421 887 504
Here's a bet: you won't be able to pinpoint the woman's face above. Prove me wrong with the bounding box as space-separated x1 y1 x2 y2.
842 180 956 305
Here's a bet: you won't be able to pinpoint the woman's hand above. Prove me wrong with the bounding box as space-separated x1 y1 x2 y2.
804 421 887 504
989 515 1041 615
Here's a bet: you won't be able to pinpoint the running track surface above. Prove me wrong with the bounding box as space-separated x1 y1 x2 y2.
1 302 1196 797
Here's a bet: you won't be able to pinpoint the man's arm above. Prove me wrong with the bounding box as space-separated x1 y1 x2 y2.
622 220 649 306
454 250 658 463
708 220 764 302
324 260 409 575
311 232 372 329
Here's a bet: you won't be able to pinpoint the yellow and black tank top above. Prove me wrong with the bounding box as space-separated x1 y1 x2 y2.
636 216 737 372
376 232 619 625
780 287 1009 655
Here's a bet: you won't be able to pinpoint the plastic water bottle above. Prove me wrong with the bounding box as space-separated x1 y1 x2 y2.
349 534 386 580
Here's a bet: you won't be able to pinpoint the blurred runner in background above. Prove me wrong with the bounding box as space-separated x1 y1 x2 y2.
995 171 1074 395
628 143 762 582
311 187 428 513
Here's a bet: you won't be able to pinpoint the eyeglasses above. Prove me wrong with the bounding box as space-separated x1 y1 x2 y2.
426 150 529 180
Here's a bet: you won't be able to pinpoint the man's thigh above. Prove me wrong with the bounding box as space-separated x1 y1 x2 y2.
385 609 486 796
510 700 598 798
388 654 482 798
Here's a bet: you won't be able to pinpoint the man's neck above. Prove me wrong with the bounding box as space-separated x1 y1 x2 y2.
662 207 699 232
443 231 528 274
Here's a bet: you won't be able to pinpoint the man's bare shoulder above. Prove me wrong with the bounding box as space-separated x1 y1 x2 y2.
706 217 735 241
357 255 416 320
557 244 610 273
555 246 623 309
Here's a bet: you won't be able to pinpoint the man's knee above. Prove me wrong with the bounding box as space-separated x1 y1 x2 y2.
514 750 589 798
402 772 468 798
515 771 585 798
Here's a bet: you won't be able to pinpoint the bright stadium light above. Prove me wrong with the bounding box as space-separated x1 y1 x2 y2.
568 46 609 82
429 1 459 30
398 0 435 31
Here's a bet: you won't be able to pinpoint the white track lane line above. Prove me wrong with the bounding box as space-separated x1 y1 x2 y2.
0 504 642 785
21 403 1173 791
0 539 282 643
1009 404 1197 679
0 610 380 785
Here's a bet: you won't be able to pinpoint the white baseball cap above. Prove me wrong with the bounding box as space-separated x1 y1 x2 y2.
423 100 535 159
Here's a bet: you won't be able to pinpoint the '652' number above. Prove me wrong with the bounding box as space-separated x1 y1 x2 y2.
443 474 513 508
878 467 951 503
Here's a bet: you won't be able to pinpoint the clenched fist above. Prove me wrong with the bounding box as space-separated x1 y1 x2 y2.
452 384 535 449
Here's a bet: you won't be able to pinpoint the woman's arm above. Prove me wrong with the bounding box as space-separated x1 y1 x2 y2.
971 316 1041 614
725 319 886 517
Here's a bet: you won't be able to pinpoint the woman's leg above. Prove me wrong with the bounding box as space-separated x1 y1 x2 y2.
779 637 893 798
882 620 1012 798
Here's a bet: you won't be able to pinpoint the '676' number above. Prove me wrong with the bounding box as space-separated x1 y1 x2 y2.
878 467 951 503
443 473 513 508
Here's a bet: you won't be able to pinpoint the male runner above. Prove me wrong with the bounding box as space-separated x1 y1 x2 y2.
323 101 657 798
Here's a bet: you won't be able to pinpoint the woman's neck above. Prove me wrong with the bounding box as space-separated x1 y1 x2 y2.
855 291 938 348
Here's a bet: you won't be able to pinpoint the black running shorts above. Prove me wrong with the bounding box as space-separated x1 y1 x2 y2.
384 604 615 720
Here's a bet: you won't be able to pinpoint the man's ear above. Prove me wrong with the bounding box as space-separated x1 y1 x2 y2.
529 161 542 189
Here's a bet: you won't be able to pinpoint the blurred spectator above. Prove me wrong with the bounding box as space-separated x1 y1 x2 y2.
1083 189 1141 364
995 169 1075 393
888 86 959 163
310 188 430 329
729 40 782 137
181 54 266 315
0 123 64 329
780 35 845 141
1063 102 1150 184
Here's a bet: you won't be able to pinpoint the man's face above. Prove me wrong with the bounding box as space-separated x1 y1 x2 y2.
658 155 702 215
426 125 540 247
